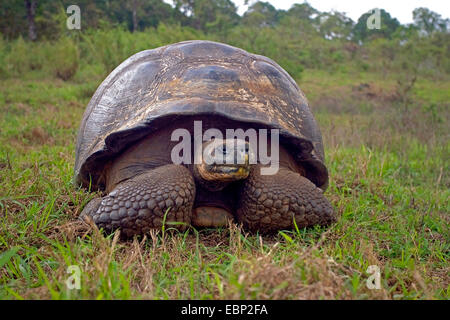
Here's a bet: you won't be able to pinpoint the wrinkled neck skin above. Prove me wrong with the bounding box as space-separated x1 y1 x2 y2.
192 163 236 192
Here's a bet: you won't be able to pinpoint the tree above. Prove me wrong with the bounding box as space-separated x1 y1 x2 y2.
127 0 143 32
139 0 179 29
285 2 318 21
242 1 279 28
413 7 449 35
277 1 322 38
173 0 239 33
96 0 179 31
25 0 37 40
279 1 320 36
353 9 400 42
318 10 353 40
0 0 27 40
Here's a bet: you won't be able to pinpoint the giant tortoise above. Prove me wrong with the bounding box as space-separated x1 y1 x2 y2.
75 40 336 237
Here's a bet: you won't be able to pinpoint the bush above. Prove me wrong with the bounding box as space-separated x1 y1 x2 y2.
48 37 79 81
4 36 40 76
80 27 137 74
0 23 448 83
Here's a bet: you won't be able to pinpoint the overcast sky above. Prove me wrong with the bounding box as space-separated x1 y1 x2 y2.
232 0 450 24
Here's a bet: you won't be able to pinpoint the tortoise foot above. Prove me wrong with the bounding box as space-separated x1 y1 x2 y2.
80 164 196 237
237 165 336 233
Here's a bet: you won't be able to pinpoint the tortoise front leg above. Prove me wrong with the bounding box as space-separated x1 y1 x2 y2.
237 165 336 233
79 164 196 237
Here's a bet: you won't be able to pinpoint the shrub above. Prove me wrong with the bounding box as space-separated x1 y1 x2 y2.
48 37 79 81
4 36 31 76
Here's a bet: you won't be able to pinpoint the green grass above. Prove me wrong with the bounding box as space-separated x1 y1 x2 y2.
0 61 448 299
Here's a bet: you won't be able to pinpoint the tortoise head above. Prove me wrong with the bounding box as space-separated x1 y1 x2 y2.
193 138 253 191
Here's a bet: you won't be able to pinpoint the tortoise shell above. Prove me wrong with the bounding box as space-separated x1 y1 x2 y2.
75 40 328 191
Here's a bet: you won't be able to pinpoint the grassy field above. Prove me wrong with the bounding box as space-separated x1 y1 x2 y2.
0 56 448 299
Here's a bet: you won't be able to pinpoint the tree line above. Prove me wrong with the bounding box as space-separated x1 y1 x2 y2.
1 1 448 84
1 0 449 42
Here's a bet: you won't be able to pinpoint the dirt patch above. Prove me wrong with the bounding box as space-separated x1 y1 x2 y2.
22 127 54 145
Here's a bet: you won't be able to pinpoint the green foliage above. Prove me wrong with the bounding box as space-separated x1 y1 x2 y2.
1 36 79 80
3 36 47 76
173 0 239 33
49 37 79 80
0 0 28 40
413 7 449 35
242 1 280 27
1 0 448 83
285 2 318 21
317 11 353 39
76 24 205 75
80 27 143 74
